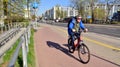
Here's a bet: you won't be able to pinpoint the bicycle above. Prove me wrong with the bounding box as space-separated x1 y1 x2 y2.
68 31 90 64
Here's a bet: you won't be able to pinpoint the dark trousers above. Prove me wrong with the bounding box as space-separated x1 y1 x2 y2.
70 32 81 46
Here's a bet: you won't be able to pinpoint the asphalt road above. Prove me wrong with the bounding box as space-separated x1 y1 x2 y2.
45 22 120 37
34 23 120 67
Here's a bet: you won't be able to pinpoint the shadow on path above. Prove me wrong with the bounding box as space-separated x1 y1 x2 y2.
46 41 120 66
46 41 82 63
63 42 120 66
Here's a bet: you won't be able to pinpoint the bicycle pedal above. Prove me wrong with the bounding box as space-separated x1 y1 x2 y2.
69 49 74 53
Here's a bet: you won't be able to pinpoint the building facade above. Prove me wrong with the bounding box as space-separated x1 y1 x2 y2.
95 3 120 17
43 6 78 20
84 3 120 17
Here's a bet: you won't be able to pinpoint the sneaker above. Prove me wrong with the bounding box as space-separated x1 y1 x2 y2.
69 46 75 53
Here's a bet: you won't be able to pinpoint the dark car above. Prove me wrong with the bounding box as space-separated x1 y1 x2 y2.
111 11 120 22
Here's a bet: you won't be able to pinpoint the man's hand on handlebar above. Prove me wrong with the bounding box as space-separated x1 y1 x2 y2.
72 28 88 33
84 28 88 32
72 29 76 32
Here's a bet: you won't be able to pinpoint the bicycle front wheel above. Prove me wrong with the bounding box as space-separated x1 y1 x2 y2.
78 43 90 64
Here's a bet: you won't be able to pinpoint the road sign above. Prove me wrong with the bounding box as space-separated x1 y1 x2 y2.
32 2 38 9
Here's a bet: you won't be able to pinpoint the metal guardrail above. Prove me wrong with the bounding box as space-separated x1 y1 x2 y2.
0 28 20 46
0 22 27 46
0 22 37 67
0 23 25 59
8 25 31 67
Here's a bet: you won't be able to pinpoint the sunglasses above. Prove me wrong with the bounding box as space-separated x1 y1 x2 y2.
77 18 81 20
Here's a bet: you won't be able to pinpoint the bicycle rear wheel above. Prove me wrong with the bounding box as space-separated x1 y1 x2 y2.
68 38 74 53
78 43 90 64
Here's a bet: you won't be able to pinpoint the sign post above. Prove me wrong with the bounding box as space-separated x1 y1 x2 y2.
32 2 38 29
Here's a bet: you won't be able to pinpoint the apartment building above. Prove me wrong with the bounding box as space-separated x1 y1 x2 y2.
43 6 78 20
84 3 120 17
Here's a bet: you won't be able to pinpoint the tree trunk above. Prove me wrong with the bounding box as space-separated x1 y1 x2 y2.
3 0 8 16
91 0 94 23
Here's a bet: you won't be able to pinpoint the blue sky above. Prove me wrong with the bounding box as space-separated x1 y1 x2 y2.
37 0 70 16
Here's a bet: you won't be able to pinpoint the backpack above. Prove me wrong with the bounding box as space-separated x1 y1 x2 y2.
67 17 75 27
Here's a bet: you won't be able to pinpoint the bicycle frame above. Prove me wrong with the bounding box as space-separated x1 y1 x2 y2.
73 33 82 49
68 32 90 63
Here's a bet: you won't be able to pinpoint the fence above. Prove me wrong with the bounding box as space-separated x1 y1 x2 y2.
8 25 31 67
0 23 23 59
0 23 21 46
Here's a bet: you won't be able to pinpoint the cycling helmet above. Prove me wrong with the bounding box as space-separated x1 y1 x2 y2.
76 15 82 19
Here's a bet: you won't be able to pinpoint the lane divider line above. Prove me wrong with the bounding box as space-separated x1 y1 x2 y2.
83 37 120 50
55 27 120 51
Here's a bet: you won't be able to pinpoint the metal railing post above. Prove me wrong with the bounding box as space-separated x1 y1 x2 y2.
26 26 30 44
25 31 29 53
8 23 10 30
8 37 23 67
22 35 27 67
1 26 3 34
7 23 31 67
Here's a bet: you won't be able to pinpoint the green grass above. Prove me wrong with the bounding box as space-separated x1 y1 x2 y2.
0 39 20 67
14 28 36 67
110 21 120 24
0 28 36 67
15 28 36 67
27 28 36 67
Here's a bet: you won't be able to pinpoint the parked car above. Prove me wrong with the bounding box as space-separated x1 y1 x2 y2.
111 11 120 22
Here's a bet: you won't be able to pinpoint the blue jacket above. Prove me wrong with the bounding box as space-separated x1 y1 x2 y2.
68 18 85 35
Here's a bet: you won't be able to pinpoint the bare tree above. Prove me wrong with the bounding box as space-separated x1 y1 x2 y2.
60 10 67 19
55 5 67 20
94 8 106 20
88 0 98 23
70 0 98 23
70 0 85 16
55 5 61 19
2 0 40 23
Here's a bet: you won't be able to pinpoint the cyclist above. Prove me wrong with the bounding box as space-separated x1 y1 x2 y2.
68 15 88 52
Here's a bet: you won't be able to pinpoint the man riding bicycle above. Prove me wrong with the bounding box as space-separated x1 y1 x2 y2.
68 15 88 52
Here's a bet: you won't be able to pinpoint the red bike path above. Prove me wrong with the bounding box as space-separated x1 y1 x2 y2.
34 23 118 67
